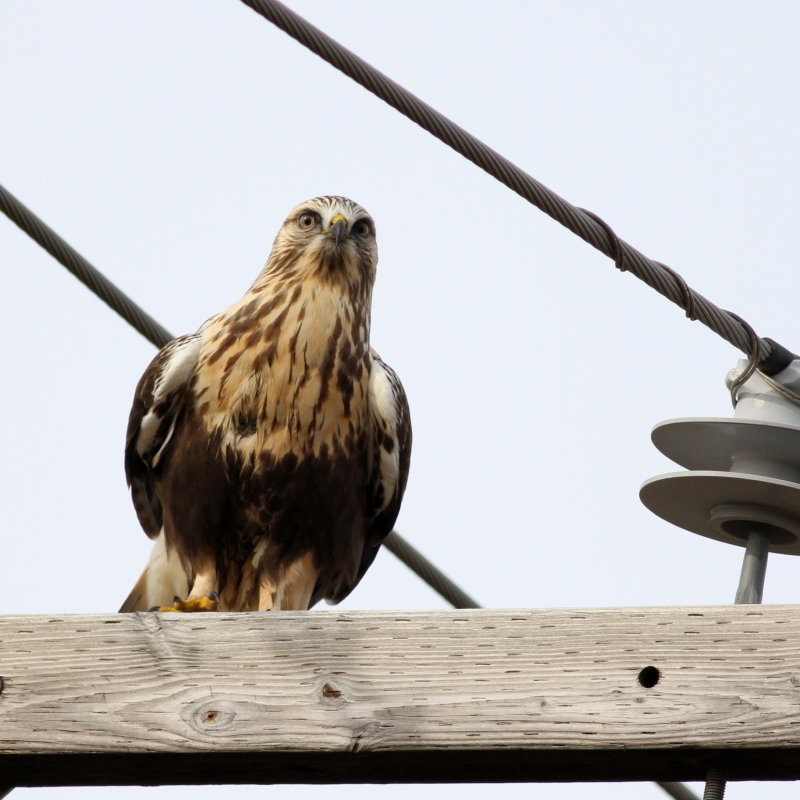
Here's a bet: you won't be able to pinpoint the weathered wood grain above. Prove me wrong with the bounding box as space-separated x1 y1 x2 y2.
1 606 800 786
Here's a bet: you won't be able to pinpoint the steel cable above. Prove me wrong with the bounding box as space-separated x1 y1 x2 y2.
0 185 172 348
239 0 770 365
658 783 702 800
383 531 480 609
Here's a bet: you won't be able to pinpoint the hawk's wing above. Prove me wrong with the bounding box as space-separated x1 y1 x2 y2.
124 333 202 538
317 350 412 605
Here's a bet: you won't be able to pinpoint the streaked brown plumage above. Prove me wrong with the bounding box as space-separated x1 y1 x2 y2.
121 196 411 612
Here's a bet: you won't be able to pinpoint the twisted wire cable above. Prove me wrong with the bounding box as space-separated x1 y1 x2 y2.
760 370 800 406
383 531 480 609
657 782 701 800
0 184 172 348
726 311 761 407
240 0 770 364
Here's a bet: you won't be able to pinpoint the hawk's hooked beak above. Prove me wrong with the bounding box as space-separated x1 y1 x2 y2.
328 214 347 245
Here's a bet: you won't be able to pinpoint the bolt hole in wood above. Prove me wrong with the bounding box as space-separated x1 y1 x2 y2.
638 666 660 688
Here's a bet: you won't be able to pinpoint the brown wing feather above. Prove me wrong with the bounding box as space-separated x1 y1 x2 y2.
314 351 412 606
124 333 202 538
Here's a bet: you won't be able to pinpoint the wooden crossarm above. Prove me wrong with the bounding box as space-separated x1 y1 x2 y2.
1 606 799 786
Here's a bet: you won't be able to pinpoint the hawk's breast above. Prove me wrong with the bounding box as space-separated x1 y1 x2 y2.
194 279 373 466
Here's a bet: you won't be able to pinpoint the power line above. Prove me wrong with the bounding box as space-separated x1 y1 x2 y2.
657 783 701 800
0 181 478 612
239 0 774 368
0 185 172 349
384 531 480 609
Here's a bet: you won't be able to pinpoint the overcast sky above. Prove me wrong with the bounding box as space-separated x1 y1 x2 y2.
3 2 800 799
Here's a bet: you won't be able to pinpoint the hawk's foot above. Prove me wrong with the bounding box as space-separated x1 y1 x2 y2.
149 592 220 612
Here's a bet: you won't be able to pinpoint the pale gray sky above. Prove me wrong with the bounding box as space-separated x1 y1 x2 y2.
3 2 800 798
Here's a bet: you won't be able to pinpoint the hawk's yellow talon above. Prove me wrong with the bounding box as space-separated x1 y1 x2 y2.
151 594 220 613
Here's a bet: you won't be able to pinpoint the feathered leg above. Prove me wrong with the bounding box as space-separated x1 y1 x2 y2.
119 532 190 612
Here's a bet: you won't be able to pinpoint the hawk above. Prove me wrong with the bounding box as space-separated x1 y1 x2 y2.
120 196 411 612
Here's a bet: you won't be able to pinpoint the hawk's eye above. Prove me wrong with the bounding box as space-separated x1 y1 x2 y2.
353 220 372 238
297 212 319 231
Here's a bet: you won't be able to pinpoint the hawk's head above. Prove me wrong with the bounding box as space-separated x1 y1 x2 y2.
262 196 377 290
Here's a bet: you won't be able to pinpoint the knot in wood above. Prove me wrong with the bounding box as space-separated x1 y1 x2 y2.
182 700 239 734
322 682 342 700
203 709 222 725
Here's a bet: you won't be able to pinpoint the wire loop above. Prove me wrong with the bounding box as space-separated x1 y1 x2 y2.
758 370 800 408
726 311 761 407
657 262 698 321
578 208 626 272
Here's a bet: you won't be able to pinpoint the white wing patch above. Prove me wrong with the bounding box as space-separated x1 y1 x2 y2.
151 335 202 403
369 351 403 516
136 334 201 465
